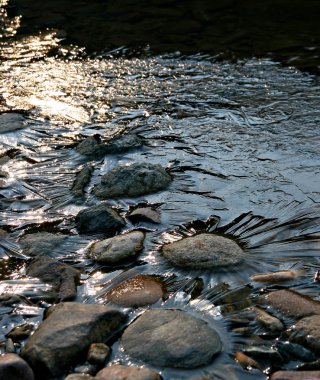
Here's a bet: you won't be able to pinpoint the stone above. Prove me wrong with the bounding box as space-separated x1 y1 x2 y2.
0 113 25 133
0 353 35 380
276 341 316 362
75 136 107 157
71 164 94 198
122 309 222 368
75 203 125 234
21 302 127 379
26 256 81 301
265 289 320 318
250 269 301 282
253 307 284 332
161 233 244 269
6 323 34 342
95 365 161 380
88 231 145 264
270 371 320 380
19 232 68 257
65 375 93 380
87 343 110 366
289 315 320 354
94 163 171 198
106 275 165 307
128 207 161 224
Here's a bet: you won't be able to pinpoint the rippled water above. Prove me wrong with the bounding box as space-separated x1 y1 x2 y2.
1 2 320 379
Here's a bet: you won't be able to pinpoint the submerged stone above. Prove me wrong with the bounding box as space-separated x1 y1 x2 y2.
0 113 25 133
75 203 125 234
106 275 165 307
95 365 161 380
86 343 110 366
289 315 320 354
253 306 284 332
71 164 94 198
161 233 244 269
94 163 172 198
265 289 320 318
0 353 34 380
26 256 81 301
19 232 68 257
270 371 320 380
88 230 145 264
122 309 222 368
21 302 127 379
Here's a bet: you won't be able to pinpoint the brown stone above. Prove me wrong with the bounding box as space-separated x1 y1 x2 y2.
265 289 320 318
289 315 320 354
106 275 165 307
270 371 320 379
87 343 110 365
95 365 161 380
0 353 35 380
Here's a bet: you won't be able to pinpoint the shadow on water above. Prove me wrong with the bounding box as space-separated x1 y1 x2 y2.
0 0 320 379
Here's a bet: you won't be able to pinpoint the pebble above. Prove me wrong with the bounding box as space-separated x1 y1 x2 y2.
88 230 145 264
161 233 244 269
128 207 161 224
250 269 301 282
87 343 111 366
21 302 127 379
122 309 222 368
289 314 320 354
253 306 284 332
235 351 261 370
95 365 161 380
65 375 93 380
75 203 125 234
270 371 320 380
94 163 172 198
71 164 94 198
106 274 165 307
265 289 320 318
0 353 35 380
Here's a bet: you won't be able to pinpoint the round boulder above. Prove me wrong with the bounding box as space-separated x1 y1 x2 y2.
106 275 165 307
95 365 161 380
94 163 172 198
161 233 244 269
122 309 222 368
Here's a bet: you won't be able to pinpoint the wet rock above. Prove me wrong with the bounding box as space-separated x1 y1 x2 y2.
270 371 320 380
161 233 244 269
19 232 68 257
87 343 110 366
74 363 98 376
298 359 320 371
75 203 125 234
0 293 31 306
95 365 161 380
71 164 94 198
0 113 25 133
88 230 145 264
21 302 127 379
250 269 302 282
235 351 261 370
122 309 222 368
241 346 284 364
128 207 161 224
26 256 81 301
289 315 320 354
5 338 15 353
0 353 35 380
6 323 34 342
65 375 93 380
265 289 320 318
106 275 165 307
275 341 317 362
75 134 142 157
253 306 284 332
94 163 172 198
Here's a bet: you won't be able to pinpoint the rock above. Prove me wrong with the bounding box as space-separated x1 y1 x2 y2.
265 289 320 318
6 323 34 342
128 207 161 224
0 353 35 380
94 163 171 198
26 256 81 301
74 363 98 375
0 113 25 133
253 306 284 332
87 343 110 366
19 232 68 257
235 351 261 370
88 231 145 264
71 164 94 198
95 365 161 380
5 338 15 353
106 275 165 307
276 341 317 362
21 302 127 379
75 203 125 234
65 375 93 380
161 233 244 269
289 315 320 354
250 269 302 282
122 309 222 368
75 134 142 157
241 346 284 364
270 371 320 380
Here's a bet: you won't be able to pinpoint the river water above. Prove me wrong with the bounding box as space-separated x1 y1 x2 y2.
1 1 320 379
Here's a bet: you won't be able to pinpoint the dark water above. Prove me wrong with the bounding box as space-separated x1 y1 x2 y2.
1 1 320 379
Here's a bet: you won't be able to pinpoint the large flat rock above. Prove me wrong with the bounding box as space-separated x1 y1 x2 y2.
21 302 127 379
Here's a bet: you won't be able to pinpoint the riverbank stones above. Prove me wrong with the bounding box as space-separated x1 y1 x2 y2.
161 233 244 269
21 302 126 379
94 163 172 198
88 231 145 264
75 203 125 234
0 353 34 380
122 309 222 368
106 275 165 307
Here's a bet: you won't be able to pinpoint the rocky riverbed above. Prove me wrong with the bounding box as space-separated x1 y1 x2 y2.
1 6 320 378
